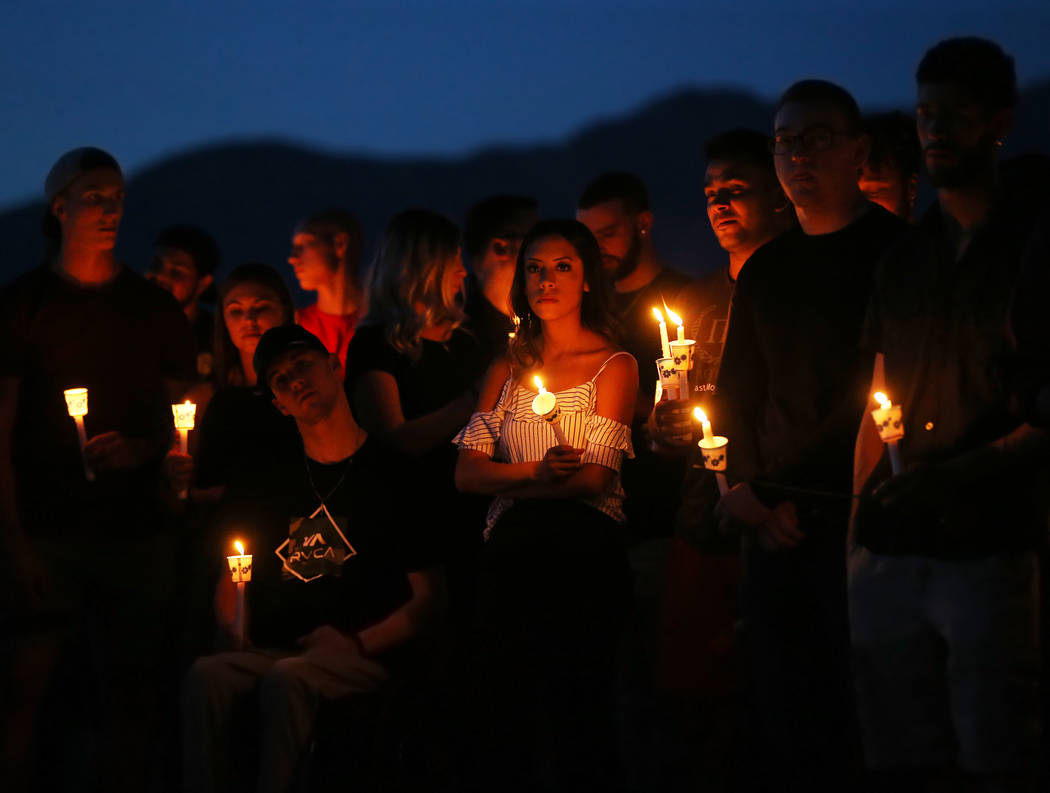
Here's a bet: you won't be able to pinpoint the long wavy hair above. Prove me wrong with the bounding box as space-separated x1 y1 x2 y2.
214 263 295 387
361 209 465 356
507 218 621 374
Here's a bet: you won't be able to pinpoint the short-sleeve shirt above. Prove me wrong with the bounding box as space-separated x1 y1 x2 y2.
454 355 634 534
215 438 439 658
0 266 195 533
854 195 1047 558
714 204 909 524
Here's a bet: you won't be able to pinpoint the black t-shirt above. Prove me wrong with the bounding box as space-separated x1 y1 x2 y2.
0 266 195 533
463 273 513 371
672 264 737 551
855 195 1048 558
192 308 216 382
195 386 298 489
676 265 735 399
715 204 909 526
216 438 439 654
344 322 490 545
345 323 487 422
613 267 692 408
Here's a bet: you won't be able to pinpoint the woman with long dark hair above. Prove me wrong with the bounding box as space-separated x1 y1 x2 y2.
454 218 638 792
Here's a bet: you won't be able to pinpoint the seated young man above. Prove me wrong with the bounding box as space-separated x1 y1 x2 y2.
182 325 444 793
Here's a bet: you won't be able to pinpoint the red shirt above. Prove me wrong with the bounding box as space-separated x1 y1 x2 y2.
295 303 358 376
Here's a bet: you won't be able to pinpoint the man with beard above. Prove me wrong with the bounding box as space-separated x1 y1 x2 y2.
147 225 221 380
577 172 691 424
714 81 909 790
850 38 1045 792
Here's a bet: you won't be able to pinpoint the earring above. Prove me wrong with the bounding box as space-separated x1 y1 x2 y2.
995 139 1004 148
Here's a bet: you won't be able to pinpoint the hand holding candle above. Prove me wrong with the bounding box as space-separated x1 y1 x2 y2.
172 400 196 499
63 387 95 481
871 392 904 475
694 407 730 496
226 540 253 649
531 376 569 446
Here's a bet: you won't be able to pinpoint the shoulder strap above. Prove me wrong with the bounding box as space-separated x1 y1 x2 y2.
591 351 634 381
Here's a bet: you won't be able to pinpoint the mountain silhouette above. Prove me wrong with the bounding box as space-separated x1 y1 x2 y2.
2 83 1048 300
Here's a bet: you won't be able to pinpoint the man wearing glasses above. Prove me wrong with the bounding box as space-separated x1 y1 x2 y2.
713 80 908 790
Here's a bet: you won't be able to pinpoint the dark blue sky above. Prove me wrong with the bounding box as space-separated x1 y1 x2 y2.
4 0 1049 210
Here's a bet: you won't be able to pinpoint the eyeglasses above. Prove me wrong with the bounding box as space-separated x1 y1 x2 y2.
769 126 856 155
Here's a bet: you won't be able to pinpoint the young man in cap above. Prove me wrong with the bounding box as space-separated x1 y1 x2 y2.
183 325 444 793
0 147 195 789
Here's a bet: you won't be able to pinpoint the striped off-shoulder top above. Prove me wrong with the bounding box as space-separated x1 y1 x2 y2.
454 352 634 535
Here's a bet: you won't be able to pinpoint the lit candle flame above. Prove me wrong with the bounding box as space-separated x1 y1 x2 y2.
664 305 683 328
694 407 708 423
234 540 244 556
534 375 546 395
652 306 665 323
873 392 891 410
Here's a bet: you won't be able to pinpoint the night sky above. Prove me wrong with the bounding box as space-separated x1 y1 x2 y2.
4 0 1049 210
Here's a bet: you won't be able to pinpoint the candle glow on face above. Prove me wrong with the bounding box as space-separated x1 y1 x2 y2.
64 387 88 417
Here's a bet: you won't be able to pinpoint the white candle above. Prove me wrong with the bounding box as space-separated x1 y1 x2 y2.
63 387 95 482
665 305 686 344
172 400 196 499
532 376 569 446
694 407 729 496
871 392 904 476
652 307 672 360
226 540 253 650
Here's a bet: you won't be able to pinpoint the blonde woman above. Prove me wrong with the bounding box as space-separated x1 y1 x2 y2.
345 208 488 635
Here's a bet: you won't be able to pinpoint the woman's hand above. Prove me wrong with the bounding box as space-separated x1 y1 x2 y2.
535 444 582 482
162 448 194 493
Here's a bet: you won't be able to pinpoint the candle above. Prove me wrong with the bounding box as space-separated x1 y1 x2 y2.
63 387 95 482
871 392 904 475
694 407 729 496
652 307 672 360
172 400 196 500
665 305 686 344
226 540 253 649
531 375 569 446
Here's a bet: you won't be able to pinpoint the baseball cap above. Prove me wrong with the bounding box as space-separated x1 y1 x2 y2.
252 325 330 395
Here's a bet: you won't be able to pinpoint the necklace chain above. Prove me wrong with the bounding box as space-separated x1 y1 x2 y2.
303 447 354 508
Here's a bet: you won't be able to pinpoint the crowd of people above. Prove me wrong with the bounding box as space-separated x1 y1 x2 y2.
1 35 1048 793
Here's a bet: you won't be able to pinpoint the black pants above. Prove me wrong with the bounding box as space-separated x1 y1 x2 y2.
744 520 862 792
467 500 632 793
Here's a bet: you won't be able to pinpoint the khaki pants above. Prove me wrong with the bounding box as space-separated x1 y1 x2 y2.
182 647 388 793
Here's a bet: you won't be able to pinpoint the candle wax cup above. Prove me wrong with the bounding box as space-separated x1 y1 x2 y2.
669 339 695 372
698 435 729 471
532 390 557 418
172 402 196 430
64 388 88 417
227 554 253 583
871 405 904 442
655 358 680 388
